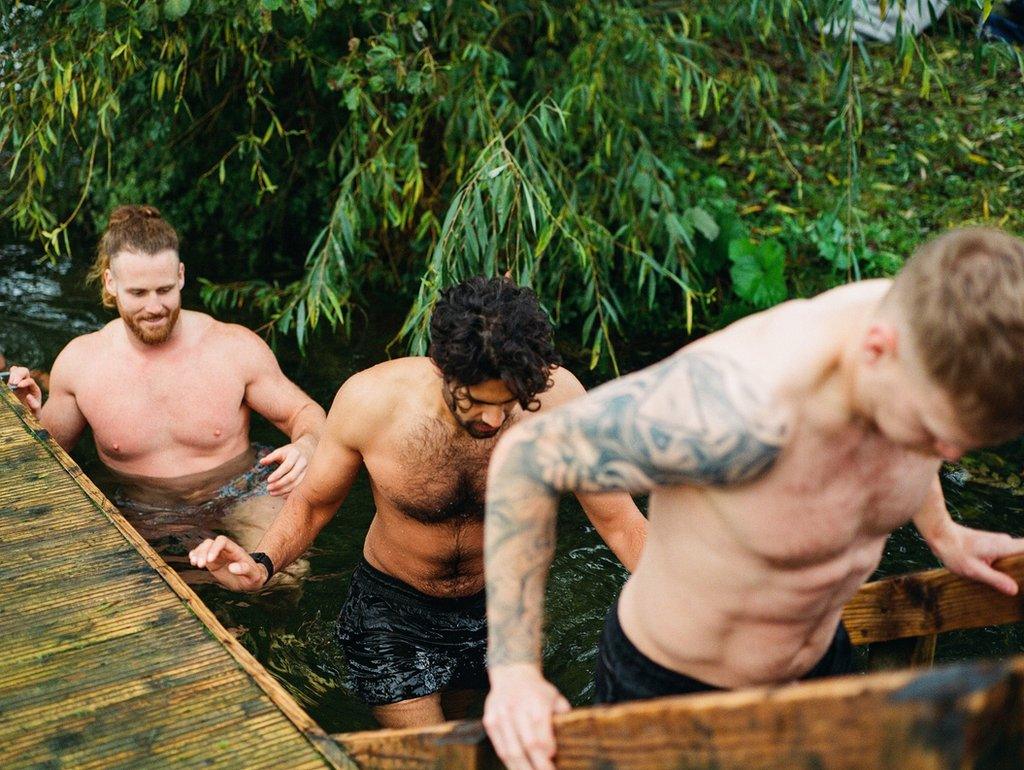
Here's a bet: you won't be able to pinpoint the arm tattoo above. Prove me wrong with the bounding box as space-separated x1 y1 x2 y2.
535 351 788 493
485 351 788 666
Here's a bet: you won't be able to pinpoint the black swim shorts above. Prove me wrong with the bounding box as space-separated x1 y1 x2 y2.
335 558 488 706
594 595 854 703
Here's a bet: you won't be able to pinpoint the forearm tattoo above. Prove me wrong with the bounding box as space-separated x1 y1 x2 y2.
485 351 788 666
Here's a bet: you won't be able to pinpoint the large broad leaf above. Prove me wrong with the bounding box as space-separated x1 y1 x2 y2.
728 238 787 308
163 0 191 22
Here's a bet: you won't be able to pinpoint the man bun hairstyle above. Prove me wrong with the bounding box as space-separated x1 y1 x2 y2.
429 276 561 411
87 204 180 308
890 226 1024 443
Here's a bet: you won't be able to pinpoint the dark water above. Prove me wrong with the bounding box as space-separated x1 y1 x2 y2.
3 245 1024 734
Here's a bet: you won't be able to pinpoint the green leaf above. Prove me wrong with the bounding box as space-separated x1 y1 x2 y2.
728 238 787 308
163 0 191 22
137 2 159 30
344 87 361 112
685 206 719 241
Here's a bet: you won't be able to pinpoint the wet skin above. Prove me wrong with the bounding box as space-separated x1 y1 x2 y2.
8 248 325 492
189 357 648 727
482 279 1024 770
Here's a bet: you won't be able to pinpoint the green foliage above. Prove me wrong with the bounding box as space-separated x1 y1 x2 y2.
729 238 788 308
2 0 1021 368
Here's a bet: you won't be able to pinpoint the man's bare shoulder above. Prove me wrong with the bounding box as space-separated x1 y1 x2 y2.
532 365 587 412
194 313 253 347
344 357 435 394
699 282 887 375
54 324 112 366
327 357 435 444
44 325 114 392
198 316 278 371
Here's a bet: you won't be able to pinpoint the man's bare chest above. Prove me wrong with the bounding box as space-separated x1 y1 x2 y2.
76 358 248 456
368 422 503 525
690 428 940 564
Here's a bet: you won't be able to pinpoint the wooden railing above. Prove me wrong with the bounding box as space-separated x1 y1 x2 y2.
844 554 1024 671
332 555 1024 769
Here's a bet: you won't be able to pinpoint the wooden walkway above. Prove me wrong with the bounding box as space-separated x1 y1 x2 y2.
0 387 353 769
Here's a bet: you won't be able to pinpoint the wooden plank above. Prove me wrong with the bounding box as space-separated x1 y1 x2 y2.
842 555 1024 645
336 658 1024 769
0 388 353 770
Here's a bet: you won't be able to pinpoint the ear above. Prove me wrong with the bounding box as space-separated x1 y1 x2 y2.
103 267 116 296
862 322 898 364
177 261 185 289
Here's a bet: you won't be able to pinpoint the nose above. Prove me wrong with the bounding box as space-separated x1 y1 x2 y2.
480 406 504 428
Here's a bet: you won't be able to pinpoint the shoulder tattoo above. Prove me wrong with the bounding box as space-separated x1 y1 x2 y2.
522 351 788 493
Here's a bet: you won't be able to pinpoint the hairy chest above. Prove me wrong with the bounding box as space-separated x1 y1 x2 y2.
368 420 504 525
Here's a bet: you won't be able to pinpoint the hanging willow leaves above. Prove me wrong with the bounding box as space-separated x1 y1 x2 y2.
0 1 1016 367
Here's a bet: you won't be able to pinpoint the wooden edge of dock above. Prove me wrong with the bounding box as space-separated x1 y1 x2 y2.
842 552 1024 645
335 657 1024 768
0 387 354 770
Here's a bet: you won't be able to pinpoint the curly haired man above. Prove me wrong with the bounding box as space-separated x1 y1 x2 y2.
189 276 647 727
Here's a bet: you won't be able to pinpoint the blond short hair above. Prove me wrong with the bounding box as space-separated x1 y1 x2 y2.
890 227 1024 443
87 205 179 308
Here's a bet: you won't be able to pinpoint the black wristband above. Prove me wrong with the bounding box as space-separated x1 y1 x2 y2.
249 552 275 585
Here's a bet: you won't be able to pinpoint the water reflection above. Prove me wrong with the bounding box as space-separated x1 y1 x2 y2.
3 245 1024 733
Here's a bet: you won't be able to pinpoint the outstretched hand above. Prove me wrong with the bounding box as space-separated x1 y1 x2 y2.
7 366 42 418
260 439 313 496
931 522 1024 596
483 663 571 770
189 535 267 592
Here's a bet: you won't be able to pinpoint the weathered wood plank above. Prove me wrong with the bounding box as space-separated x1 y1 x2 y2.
336 658 1024 769
842 555 1024 645
0 387 353 770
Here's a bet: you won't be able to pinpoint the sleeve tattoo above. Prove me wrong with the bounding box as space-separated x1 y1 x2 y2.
485 351 788 665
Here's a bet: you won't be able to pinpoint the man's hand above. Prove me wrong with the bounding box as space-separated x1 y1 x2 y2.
929 522 1024 595
260 437 314 496
483 663 571 770
189 535 268 592
7 366 42 418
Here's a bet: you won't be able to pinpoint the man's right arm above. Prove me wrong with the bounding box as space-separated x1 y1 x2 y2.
483 350 787 770
9 346 87 451
189 373 374 591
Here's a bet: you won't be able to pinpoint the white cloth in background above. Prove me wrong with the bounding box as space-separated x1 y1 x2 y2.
823 0 951 42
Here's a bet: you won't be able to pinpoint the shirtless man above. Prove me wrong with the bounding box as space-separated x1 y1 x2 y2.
188 277 647 727
482 227 1024 770
9 205 325 576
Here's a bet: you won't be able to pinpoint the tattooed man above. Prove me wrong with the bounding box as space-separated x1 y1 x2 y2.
483 228 1024 770
189 277 647 728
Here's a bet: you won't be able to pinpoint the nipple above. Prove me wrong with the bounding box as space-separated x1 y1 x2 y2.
112 443 120 452
214 429 222 437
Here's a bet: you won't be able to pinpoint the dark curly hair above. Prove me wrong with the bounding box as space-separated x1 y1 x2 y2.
429 276 561 410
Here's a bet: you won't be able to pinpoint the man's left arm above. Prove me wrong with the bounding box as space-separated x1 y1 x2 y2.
236 327 327 496
914 474 1024 595
533 367 647 571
